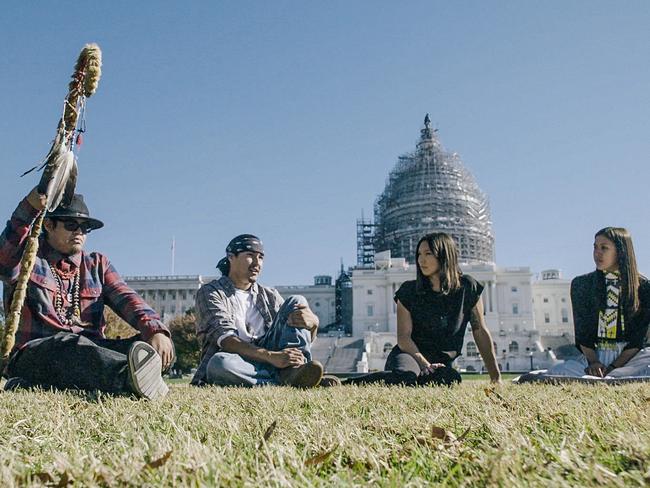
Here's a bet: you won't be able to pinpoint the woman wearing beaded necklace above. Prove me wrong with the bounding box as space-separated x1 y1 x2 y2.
534 227 650 380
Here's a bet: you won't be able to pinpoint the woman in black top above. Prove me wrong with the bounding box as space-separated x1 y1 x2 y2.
347 232 501 385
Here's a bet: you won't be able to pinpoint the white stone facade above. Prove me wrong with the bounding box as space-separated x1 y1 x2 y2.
351 252 572 372
531 269 573 337
125 275 215 322
125 274 337 327
276 276 337 328
124 264 574 372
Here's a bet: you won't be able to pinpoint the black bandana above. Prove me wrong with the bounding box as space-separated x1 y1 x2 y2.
216 234 264 271
226 234 264 255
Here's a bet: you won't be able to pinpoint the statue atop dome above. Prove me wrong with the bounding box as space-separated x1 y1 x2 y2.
418 113 439 149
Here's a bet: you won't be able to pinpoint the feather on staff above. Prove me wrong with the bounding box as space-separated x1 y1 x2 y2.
1 44 102 368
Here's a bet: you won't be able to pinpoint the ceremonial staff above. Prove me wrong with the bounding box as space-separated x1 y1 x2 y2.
0 44 102 368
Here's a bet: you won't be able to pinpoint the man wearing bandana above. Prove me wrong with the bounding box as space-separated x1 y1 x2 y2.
0 187 174 399
192 234 333 387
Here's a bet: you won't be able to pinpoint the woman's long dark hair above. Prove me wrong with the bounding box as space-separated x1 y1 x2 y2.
595 227 640 315
415 232 462 294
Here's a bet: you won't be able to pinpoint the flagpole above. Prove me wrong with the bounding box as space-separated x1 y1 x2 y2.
171 236 176 275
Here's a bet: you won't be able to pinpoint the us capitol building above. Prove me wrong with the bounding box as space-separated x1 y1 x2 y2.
352 115 573 372
125 115 576 373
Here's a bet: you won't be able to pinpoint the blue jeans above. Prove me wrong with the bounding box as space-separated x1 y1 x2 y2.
206 295 313 386
546 347 650 378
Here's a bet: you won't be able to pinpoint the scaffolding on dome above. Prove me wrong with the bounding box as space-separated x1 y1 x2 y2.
356 218 377 268
374 115 495 265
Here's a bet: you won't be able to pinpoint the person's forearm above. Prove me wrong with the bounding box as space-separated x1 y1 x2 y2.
467 299 499 381
474 328 501 381
579 345 600 365
221 336 273 365
0 196 43 279
609 347 639 370
397 335 429 370
103 260 169 340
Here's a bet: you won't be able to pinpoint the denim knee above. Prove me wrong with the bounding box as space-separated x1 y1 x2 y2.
280 294 307 310
206 352 241 381
295 327 312 345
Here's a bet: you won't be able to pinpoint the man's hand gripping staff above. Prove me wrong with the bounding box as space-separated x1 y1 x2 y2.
0 45 102 369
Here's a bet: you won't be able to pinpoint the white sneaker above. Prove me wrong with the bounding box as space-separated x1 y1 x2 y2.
127 342 169 400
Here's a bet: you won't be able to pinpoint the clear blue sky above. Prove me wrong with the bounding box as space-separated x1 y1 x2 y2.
1 2 649 286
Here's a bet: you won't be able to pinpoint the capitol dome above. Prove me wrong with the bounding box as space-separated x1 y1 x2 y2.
374 115 495 264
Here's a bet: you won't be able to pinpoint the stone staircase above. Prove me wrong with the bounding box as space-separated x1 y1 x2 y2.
311 336 364 373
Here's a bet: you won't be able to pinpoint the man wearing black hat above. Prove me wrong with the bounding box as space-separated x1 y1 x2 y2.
192 234 330 387
0 187 174 399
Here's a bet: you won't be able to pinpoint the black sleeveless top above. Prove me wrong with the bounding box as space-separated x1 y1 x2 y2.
394 275 484 362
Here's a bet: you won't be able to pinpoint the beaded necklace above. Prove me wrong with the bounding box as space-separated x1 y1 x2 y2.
48 262 81 325
598 271 624 342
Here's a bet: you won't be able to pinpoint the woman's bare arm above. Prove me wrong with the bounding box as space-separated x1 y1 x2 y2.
396 300 432 371
469 297 501 383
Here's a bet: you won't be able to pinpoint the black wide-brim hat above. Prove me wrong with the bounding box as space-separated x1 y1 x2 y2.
46 194 104 231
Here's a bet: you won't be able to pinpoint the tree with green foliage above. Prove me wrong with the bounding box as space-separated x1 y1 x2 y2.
103 308 200 373
167 310 200 373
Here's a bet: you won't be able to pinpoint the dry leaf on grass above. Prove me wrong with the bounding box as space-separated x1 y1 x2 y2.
56 471 72 487
33 471 72 487
305 444 339 466
484 387 512 409
92 468 115 485
415 436 431 446
145 450 173 469
431 425 456 443
258 420 278 449
424 425 470 450
33 472 54 484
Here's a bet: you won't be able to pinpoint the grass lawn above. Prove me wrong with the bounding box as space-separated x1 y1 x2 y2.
460 373 520 381
1 381 648 486
166 373 522 385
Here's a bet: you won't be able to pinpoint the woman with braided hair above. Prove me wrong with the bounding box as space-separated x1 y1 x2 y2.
555 227 650 378
520 227 650 382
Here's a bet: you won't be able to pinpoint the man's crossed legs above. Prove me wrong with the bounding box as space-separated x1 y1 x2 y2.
206 296 325 387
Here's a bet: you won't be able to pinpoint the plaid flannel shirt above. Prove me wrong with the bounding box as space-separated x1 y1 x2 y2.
0 197 169 352
191 275 284 385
